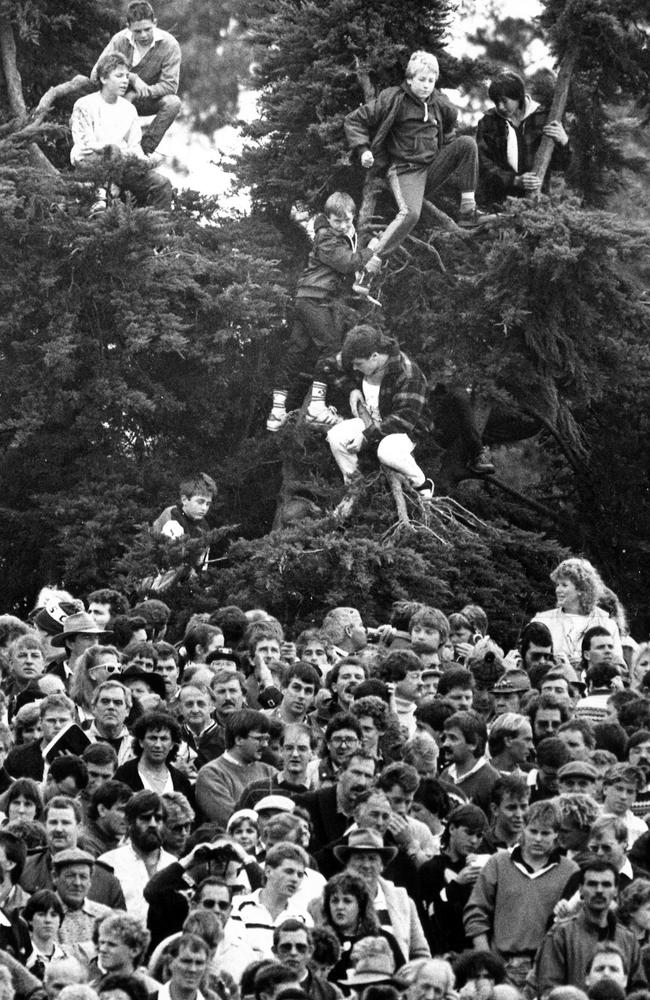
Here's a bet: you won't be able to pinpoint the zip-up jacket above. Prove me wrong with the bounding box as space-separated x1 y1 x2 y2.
296 215 373 300
344 83 458 174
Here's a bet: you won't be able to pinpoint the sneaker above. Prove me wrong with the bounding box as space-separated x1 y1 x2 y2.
305 405 342 427
467 447 496 475
457 208 499 229
415 477 435 499
266 410 287 432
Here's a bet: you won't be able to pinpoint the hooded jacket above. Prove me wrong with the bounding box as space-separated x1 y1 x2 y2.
476 96 571 203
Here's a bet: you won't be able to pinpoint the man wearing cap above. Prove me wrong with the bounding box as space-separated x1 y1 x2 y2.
491 673 531 717
226 842 313 960
97 790 176 922
51 847 112 962
272 919 342 1000
20 794 126 909
86 680 135 765
334 828 430 961
5 692 76 781
47 611 111 690
557 761 599 796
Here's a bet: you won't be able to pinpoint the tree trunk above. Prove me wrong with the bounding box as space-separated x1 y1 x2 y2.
533 44 578 187
0 17 26 115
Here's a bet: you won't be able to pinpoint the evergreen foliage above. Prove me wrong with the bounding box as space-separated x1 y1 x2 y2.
0 0 648 644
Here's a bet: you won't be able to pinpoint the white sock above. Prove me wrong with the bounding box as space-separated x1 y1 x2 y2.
460 192 476 212
308 381 327 414
271 390 287 413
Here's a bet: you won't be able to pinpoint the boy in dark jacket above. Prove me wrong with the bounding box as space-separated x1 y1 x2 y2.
476 71 571 206
267 191 376 432
344 50 494 281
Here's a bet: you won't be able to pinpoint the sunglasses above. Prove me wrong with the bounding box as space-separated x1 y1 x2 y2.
200 899 231 911
277 942 309 954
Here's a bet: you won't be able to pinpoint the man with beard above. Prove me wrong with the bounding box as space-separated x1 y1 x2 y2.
298 751 377 852
626 731 650 818
98 790 176 922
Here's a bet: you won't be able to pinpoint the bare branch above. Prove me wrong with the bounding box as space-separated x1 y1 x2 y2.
533 45 577 187
0 16 26 115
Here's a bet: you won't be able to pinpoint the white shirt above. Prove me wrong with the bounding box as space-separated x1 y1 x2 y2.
97 842 176 922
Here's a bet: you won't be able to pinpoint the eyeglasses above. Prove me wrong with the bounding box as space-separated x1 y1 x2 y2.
277 942 309 954
200 899 231 911
329 736 359 747
248 733 270 744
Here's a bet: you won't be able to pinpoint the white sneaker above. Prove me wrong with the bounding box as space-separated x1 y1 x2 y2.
305 405 342 427
266 410 287 432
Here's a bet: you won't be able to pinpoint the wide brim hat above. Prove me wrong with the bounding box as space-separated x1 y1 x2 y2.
338 953 397 986
333 827 398 864
120 665 167 701
50 611 112 648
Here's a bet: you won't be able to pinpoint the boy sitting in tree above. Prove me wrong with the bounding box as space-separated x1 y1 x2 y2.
267 191 377 433
344 50 495 284
154 472 216 541
70 51 172 215
149 473 216 591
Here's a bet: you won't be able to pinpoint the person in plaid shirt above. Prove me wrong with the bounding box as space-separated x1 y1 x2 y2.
326 325 434 499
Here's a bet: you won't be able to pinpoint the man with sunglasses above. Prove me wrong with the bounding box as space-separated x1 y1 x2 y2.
273 919 341 1000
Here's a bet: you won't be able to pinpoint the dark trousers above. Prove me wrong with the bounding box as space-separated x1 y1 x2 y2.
79 148 172 211
431 384 483 460
275 298 343 403
125 93 182 152
375 135 479 256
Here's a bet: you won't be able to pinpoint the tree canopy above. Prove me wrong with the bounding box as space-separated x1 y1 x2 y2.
0 0 648 638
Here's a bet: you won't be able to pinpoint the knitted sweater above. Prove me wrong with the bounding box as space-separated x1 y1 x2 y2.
195 753 278 825
464 846 578 954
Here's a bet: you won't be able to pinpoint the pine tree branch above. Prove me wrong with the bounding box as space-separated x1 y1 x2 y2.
485 476 563 523
0 16 26 115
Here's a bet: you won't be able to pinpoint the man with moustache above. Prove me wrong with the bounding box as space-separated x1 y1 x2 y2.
298 751 377 852
98 790 176 922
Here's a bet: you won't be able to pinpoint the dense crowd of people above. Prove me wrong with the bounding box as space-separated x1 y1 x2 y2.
0 551 646 1000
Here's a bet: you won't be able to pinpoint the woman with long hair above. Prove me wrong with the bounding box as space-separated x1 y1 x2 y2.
531 557 623 667
319 871 404 984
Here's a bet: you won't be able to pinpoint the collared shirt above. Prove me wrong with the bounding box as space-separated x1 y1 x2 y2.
227 888 313 959
445 755 489 785
98 841 176 922
157 983 205 1000
128 25 164 66
59 898 112 961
